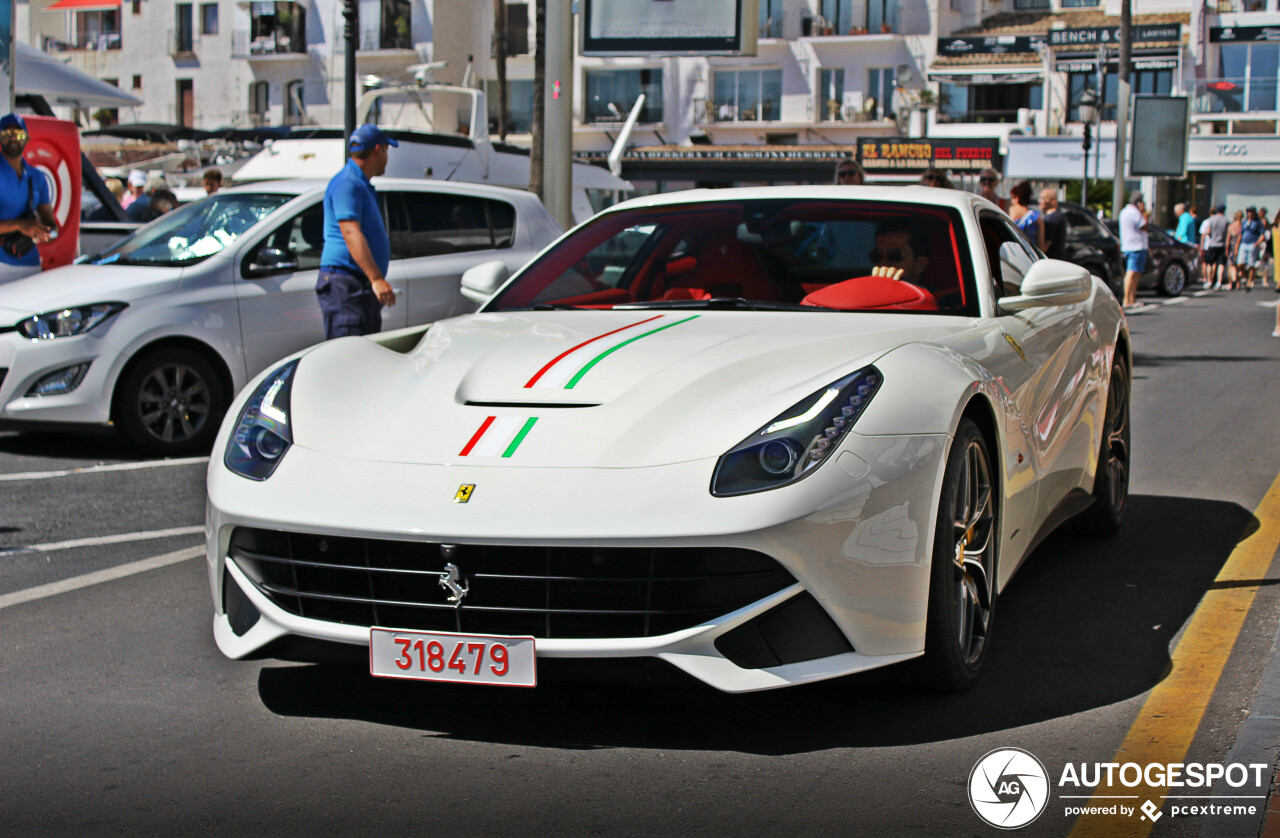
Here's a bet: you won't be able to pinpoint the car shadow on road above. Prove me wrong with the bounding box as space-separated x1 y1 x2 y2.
0 430 140 460
257 493 1257 755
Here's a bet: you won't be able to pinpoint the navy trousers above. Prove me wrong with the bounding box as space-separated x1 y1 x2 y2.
316 267 382 339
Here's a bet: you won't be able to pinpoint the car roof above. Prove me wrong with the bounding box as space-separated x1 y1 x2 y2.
219 177 543 203
603 185 995 214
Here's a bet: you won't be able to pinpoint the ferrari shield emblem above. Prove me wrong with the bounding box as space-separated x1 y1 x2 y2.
454 484 475 503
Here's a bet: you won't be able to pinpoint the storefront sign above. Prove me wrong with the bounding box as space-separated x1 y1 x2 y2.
1048 24 1182 47
575 148 852 162
857 138 1001 173
1189 135 1280 168
1210 26 1280 42
1006 136 1117 180
937 34 1044 55
1056 55 1179 73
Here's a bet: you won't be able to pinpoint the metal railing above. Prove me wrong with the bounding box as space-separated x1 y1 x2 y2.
359 25 412 51
692 95 811 124
1191 78 1279 115
232 28 307 56
935 108 1025 124
168 27 196 56
42 31 122 52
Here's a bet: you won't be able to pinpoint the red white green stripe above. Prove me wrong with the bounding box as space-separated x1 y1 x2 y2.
564 315 701 390
524 314 665 388
459 416 539 458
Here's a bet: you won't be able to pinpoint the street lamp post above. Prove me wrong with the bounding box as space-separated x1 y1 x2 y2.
1078 88 1099 207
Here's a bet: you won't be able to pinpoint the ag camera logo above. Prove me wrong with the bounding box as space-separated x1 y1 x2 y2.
969 748 1050 829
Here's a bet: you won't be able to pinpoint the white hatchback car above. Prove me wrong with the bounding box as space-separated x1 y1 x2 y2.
0 178 562 455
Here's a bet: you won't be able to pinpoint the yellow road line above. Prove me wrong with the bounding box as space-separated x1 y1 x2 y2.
1069 471 1280 837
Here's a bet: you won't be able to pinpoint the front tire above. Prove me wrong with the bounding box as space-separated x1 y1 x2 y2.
1076 358 1130 535
1158 261 1187 296
919 419 997 691
114 347 227 456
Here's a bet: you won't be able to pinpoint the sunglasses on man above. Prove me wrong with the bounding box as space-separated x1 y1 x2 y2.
920 174 942 183
979 176 996 184
870 248 909 264
0 128 28 143
837 169 859 178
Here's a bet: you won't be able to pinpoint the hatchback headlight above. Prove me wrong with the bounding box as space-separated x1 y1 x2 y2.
224 360 298 481
711 367 882 497
17 303 127 340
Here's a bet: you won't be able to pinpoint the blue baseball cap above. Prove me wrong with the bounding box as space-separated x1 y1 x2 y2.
348 124 398 152
0 113 28 132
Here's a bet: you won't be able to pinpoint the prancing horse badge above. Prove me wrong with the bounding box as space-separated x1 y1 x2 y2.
454 484 475 503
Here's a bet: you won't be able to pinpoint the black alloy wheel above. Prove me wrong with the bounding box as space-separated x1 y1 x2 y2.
918 418 997 691
1076 358 1130 535
115 347 227 456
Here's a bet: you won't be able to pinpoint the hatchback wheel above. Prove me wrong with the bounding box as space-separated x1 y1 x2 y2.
115 348 226 456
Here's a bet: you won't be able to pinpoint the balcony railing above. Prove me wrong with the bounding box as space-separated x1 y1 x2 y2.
1213 0 1268 11
1192 77 1280 114
759 16 784 38
42 31 122 52
232 26 306 56
693 95 813 124
803 2 900 35
359 25 412 51
936 108 1025 124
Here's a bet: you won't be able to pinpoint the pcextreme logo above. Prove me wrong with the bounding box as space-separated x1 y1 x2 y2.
969 748 1050 829
968 749 1270 829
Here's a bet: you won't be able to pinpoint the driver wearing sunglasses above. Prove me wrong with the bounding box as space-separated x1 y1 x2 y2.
869 219 930 287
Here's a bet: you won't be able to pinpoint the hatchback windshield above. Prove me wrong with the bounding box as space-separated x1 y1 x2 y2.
92 192 293 267
489 199 978 316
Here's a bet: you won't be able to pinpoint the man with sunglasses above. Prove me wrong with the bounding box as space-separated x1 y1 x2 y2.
870 219 931 287
0 114 56 284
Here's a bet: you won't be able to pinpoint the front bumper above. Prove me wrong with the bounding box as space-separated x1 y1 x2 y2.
0 330 117 427
206 433 948 693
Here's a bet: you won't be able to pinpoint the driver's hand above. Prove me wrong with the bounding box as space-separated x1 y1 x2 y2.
870 265 905 281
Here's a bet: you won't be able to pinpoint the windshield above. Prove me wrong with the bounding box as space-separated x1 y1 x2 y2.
488 199 978 316
92 192 293 267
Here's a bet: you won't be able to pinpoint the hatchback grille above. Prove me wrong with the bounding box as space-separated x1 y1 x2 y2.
229 527 796 639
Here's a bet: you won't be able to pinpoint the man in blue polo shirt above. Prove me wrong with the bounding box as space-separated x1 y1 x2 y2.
316 123 398 338
0 113 56 285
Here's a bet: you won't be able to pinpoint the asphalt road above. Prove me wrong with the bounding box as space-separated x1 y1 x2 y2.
3 288 1280 837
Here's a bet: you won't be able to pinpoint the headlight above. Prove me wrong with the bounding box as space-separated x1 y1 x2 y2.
17 303 127 340
224 360 298 481
711 366 882 497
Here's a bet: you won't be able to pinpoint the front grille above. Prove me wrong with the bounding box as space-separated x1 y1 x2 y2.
229 527 796 639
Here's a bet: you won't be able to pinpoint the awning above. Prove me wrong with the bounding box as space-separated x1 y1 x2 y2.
15 41 144 107
928 70 1043 85
44 0 122 11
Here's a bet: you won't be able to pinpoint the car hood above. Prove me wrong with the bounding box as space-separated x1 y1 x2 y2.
0 263 183 323
288 310 972 468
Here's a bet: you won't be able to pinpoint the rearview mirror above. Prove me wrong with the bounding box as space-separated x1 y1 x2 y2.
1000 260 1093 310
247 248 299 277
461 260 510 304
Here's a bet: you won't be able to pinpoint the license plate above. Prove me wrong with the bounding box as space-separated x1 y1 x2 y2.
369 628 536 687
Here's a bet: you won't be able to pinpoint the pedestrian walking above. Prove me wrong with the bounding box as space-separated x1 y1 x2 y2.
0 113 56 285
978 168 1007 211
1260 207 1273 288
1040 187 1066 260
1118 191 1150 310
1200 204 1228 290
316 124 398 339
918 168 953 189
1238 206 1265 292
1174 203 1197 246
1226 209 1243 289
1008 181 1045 251
833 158 865 185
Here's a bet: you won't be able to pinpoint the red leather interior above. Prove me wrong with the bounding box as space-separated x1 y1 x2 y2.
800 275 940 311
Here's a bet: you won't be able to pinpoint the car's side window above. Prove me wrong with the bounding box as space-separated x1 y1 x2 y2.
388 191 516 259
979 212 1038 297
245 201 325 272
1064 210 1097 240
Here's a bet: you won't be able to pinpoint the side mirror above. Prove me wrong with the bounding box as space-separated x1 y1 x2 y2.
247 248 299 277
1000 259 1093 310
461 260 510 304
